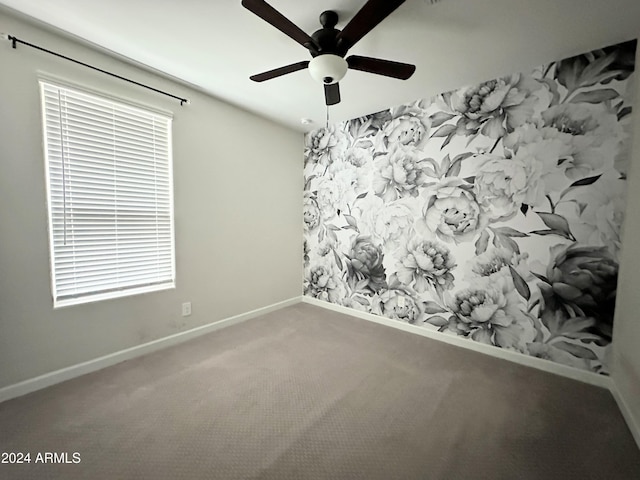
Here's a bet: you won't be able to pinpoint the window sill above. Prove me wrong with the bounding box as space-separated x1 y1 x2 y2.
53 282 176 309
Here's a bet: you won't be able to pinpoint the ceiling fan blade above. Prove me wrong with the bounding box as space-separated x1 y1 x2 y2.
324 83 341 106
346 55 416 79
336 0 406 54
241 0 318 52
250 61 310 82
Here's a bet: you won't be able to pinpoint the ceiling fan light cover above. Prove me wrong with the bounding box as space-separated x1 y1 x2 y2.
308 54 348 85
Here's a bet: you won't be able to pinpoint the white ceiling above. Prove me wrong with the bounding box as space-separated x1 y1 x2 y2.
1 0 639 132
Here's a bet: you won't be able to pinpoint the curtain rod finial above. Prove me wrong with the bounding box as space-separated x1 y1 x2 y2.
4 34 17 48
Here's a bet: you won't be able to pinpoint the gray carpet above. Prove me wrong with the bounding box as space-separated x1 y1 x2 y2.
1 303 639 479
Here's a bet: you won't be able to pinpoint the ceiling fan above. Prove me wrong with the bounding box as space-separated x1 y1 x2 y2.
242 0 417 106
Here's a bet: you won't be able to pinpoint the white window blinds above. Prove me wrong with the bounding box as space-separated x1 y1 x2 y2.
40 81 175 307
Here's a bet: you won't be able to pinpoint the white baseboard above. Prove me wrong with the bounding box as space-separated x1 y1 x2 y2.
610 352 640 450
302 296 612 390
0 294 615 403
610 383 640 450
0 296 302 403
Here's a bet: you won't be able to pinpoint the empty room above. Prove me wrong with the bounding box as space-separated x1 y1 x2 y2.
1 0 640 478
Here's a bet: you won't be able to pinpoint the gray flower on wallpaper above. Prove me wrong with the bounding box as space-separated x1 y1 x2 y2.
471 248 530 280
502 128 571 206
344 145 371 168
303 194 321 231
313 161 370 221
396 237 456 293
373 147 435 201
420 178 485 243
538 244 618 344
304 124 349 166
304 159 371 245
374 287 422 324
548 103 623 178
355 195 416 250
304 263 347 304
506 103 624 180
314 176 342 221
303 39 636 375
346 235 387 293
439 74 548 139
379 102 431 148
472 154 531 221
447 274 535 351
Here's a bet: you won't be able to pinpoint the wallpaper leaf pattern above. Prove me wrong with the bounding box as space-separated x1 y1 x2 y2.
303 40 637 374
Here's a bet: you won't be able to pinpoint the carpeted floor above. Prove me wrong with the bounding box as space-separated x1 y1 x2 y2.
1 302 639 479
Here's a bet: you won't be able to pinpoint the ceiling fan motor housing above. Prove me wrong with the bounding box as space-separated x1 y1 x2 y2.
310 11 345 56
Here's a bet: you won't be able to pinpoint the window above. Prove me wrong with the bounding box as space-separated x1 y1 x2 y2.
40 80 175 307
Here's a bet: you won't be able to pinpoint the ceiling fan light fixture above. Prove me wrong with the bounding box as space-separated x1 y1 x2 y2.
308 54 348 85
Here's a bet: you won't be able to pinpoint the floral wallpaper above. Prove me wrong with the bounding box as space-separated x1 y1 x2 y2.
303 40 637 375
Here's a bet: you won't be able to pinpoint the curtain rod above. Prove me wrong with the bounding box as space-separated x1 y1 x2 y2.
5 34 189 106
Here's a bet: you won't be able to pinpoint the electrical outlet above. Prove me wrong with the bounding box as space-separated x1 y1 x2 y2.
397 295 405 307
181 302 192 317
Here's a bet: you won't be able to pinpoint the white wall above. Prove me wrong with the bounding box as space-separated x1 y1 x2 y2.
0 9 303 389
613 37 640 438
